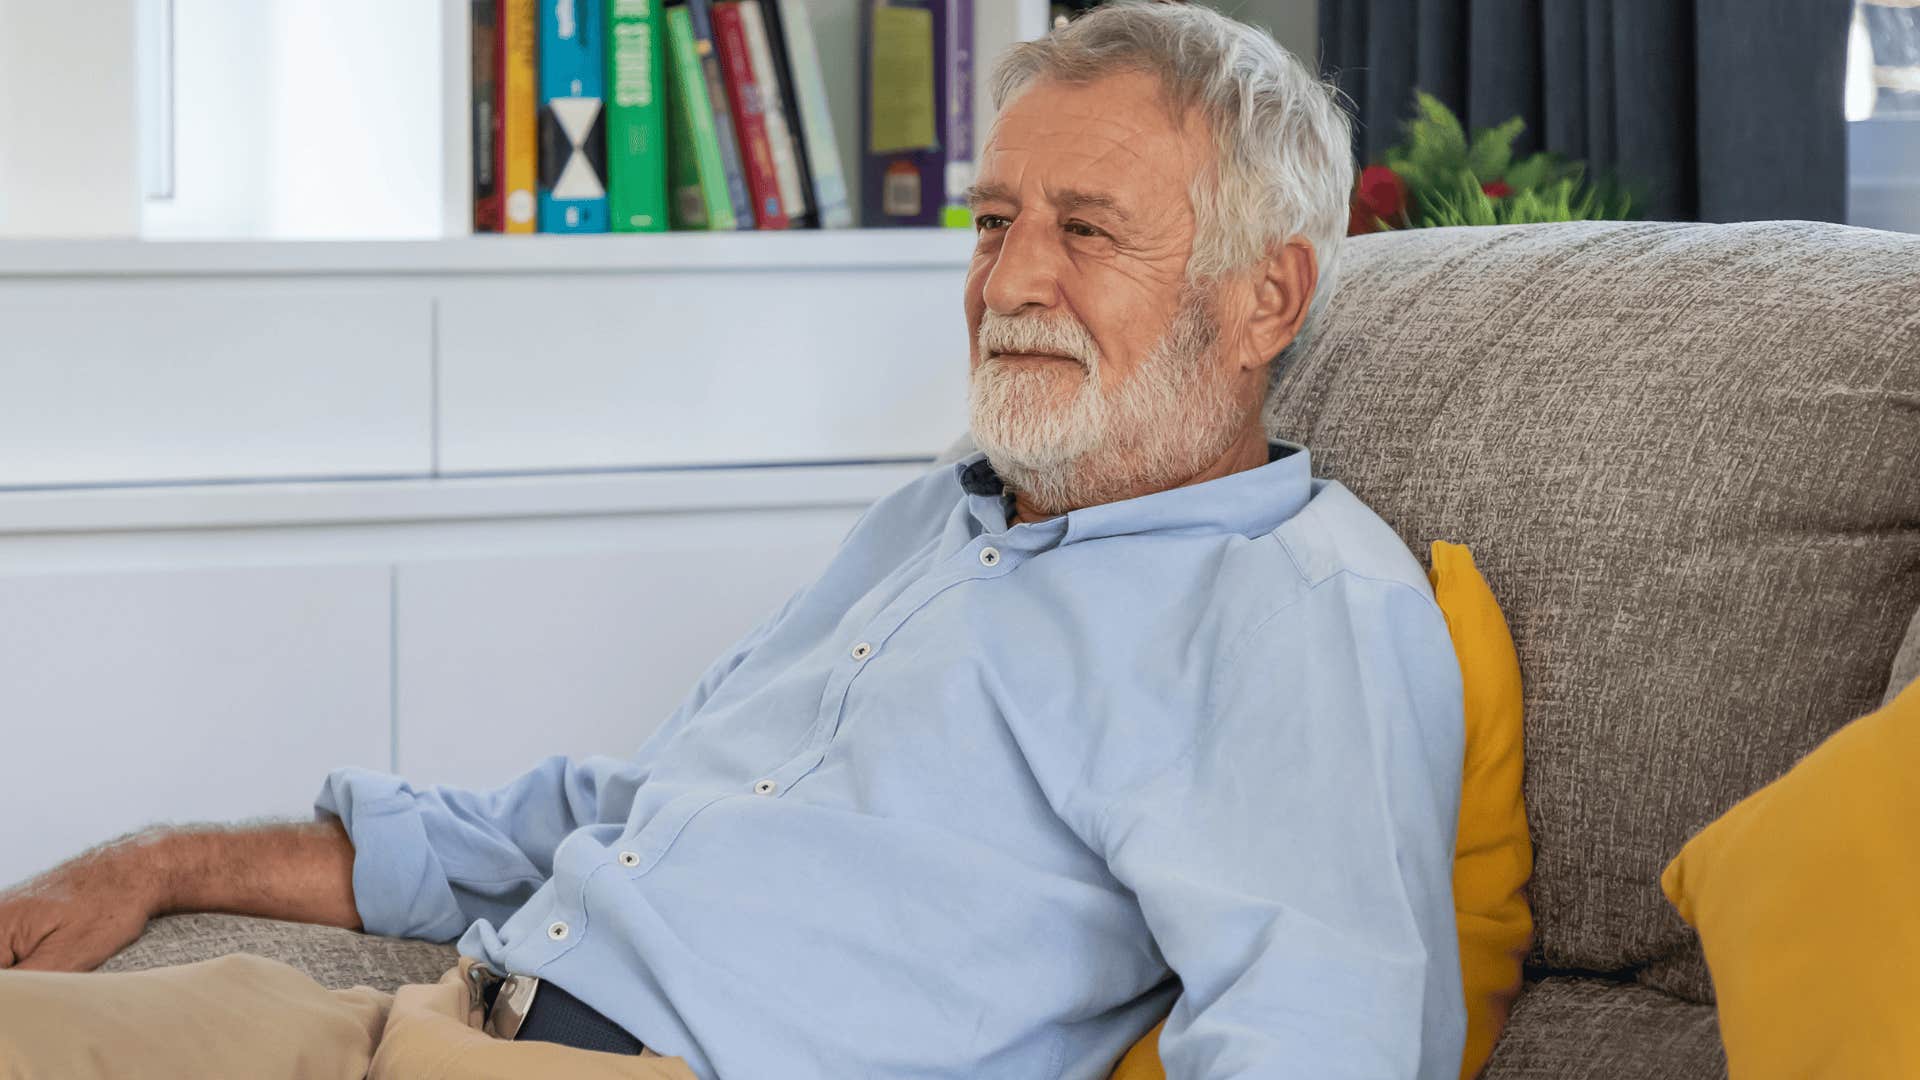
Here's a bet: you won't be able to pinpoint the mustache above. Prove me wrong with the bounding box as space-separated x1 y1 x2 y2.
976 311 1101 368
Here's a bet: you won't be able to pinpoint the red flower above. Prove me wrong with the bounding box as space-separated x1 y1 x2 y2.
1349 165 1407 234
1481 180 1513 198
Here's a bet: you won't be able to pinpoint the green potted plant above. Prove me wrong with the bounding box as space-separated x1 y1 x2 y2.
1350 92 1635 234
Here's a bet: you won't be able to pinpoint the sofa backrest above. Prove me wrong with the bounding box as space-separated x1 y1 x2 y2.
1268 220 1920 1001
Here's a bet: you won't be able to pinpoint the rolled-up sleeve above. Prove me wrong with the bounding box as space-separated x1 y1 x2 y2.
316 581 812 941
316 754 641 940
1094 573 1466 1079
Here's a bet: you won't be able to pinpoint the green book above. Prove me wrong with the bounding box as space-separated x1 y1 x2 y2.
664 5 736 230
607 0 670 231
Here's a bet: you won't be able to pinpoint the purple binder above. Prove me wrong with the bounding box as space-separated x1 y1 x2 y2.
860 0 973 227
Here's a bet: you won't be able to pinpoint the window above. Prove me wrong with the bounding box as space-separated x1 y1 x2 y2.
1849 1 1920 120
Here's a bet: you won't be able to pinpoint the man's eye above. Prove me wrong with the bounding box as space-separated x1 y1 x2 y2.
975 214 1010 232
1064 220 1104 238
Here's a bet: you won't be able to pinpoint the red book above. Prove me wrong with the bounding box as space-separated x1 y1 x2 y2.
472 0 505 231
711 1 789 229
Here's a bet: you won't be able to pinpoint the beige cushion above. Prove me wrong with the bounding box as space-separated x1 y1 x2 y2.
1267 220 1920 1001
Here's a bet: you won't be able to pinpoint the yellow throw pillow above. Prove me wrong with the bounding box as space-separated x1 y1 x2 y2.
1108 1016 1166 1080
1661 678 1920 1078
1431 541 1535 1079
1109 542 1534 1080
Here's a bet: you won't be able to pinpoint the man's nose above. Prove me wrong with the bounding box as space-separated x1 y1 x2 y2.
981 218 1064 315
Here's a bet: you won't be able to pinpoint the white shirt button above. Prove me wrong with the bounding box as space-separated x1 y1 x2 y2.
618 851 640 867
850 641 872 661
753 778 778 795
979 546 1000 567
547 920 569 941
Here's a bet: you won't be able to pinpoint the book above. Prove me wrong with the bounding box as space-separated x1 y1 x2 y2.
471 0 502 232
772 0 854 228
500 0 539 233
607 0 670 231
751 0 816 228
538 0 611 232
681 0 756 228
738 0 809 227
664 4 737 228
860 0 971 227
711 1 788 229
941 0 973 228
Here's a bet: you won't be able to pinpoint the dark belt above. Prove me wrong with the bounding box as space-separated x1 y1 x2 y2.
470 966 647 1056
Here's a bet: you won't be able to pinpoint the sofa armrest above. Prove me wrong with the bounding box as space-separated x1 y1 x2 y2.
98 913 460 991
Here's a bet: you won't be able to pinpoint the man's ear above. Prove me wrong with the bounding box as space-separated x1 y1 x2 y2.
1238 237 1318 370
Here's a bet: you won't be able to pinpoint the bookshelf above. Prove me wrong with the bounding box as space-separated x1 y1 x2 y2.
0 0 1046 241
441 0 1049 237
0 228 977 277
2 2 1324 242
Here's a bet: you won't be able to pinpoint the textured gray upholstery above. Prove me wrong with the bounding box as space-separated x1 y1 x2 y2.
1479 977 1726 1079
1268 221 1920 1001
100 913 457 992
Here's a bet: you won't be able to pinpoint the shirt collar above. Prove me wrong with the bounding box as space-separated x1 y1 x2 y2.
952 440 1311 546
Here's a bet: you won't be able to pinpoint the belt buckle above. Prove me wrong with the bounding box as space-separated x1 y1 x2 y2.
470 964 543 1041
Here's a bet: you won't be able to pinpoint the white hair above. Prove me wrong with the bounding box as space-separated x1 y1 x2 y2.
989 1 1355 399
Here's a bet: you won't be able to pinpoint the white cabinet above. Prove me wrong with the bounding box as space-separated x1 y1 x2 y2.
0 234 973 485
0 463 919 887
0 234 962 888
435 269 970 473
0 564 392 885
393 508 857 790
0 288 432 488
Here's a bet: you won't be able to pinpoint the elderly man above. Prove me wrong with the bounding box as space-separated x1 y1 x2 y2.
0 4 1465 1077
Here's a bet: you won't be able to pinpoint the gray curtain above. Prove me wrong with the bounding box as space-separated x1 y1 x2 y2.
1317 0 1853 222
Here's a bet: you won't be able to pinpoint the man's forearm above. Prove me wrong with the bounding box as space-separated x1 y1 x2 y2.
132 819 361 930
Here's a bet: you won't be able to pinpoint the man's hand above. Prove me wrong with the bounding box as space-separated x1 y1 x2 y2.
0 833 166 972
0 819 361 974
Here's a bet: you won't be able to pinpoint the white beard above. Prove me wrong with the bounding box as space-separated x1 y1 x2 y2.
967 284 1245 515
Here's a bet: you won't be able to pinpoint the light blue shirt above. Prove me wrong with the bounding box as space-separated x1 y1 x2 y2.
317 443 1466 1080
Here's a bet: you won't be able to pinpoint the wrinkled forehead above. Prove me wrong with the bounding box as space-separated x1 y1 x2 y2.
973 72 1214 220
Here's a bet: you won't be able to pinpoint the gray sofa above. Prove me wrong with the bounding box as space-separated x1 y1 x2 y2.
105 221 1920 1077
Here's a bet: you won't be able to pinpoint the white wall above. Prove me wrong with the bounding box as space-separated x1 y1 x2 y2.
0 0 141 237
262 2 445 238
142 0 444 239
0 0 444 240
137 0 277 237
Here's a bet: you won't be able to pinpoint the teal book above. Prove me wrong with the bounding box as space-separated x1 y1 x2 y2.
538 0 610 232
607 0 669 231
665 5 737 229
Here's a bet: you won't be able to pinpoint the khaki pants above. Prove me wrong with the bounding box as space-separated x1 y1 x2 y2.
0 953 701 1080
